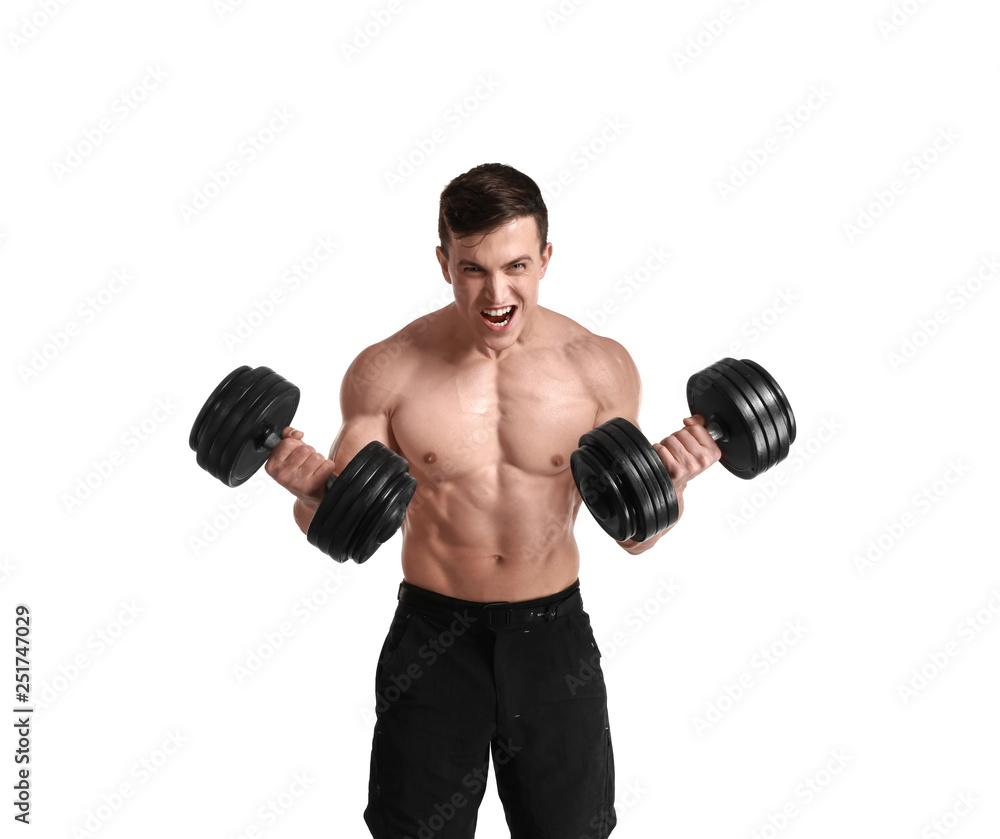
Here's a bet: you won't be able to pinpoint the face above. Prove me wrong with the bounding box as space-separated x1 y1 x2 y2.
436 216 552 354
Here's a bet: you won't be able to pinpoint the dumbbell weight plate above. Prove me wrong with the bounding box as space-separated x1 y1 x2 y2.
349 461 417 563
308 441 397 562
592 424 654 541
338 445 412 563
608 417 674 533
570 432 635 542
686 364 767 479
725 358 791 465
609 417 680 533
330 445 391 562
199 368 287 487
307 446 368 559
368 471 418 557
600 420 665 542
336 446 399 562
742 359 796 445
192 366 259 478
712 360 782 472
195 367 279 479
190 365 250 452
219 378 300 487
194 367 282 484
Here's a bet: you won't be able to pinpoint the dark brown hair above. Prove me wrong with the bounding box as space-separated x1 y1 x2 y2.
438 163 548 256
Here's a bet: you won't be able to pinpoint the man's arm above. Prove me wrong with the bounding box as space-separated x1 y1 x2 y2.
266 341 398 535
588 337 663 555
589 338 720 555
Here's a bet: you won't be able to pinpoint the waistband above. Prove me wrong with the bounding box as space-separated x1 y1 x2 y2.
397 579 583 628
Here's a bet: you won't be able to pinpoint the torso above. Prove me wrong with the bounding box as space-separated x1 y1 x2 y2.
379 305 607 601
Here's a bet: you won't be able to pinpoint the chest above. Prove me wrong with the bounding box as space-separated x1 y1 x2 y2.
391 353 596 479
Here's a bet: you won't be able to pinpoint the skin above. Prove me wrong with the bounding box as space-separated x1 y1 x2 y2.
264 217 721 602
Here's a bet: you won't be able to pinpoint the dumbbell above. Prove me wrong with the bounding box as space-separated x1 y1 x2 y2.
570 358 795 542
189 365 416 563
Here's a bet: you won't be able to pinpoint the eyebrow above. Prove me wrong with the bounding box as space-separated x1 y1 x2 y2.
457 255 534 268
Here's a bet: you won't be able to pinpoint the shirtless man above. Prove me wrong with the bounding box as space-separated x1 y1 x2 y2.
265 164 720 838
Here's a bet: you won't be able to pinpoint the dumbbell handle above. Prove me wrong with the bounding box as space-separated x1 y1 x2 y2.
261 429 338 490
705 421 727 443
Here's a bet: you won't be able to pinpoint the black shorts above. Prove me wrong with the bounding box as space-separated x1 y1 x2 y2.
363 579 616 839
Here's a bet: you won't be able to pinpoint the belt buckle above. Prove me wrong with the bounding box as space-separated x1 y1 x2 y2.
485 606 511 628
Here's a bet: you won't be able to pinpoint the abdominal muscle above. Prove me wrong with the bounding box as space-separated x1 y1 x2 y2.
398 462 585 603
382 305 602 603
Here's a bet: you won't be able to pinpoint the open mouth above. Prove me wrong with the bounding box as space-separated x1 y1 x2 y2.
479 305 516 331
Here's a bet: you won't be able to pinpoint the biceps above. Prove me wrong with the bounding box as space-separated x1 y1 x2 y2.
328 413 396 471
594 384 640 429
594 405 639 429
334 347 399 468
592 341 642 429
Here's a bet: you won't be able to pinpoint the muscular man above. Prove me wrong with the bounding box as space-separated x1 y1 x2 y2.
265 164 720 837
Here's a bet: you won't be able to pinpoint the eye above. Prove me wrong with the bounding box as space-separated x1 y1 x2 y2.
464 266 481 273
511 263 525 270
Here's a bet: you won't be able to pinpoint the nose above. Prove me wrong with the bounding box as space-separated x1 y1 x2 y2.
483 272 510 304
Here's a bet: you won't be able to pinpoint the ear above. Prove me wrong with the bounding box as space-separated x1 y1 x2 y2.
436 246 452 286
538 242 553 279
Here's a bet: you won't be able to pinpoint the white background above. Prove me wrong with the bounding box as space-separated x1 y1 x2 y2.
3 0 999 837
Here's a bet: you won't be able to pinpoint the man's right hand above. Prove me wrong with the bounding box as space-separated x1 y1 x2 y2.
652 415 722 495
264 426 339 505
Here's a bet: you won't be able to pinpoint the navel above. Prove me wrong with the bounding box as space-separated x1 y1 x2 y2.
423 451 438 464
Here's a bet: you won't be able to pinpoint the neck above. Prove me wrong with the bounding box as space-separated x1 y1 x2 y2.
446 304 541 361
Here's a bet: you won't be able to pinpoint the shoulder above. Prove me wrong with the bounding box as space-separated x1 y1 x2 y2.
340 315 432 411
537 308 641 423
542 308 641 396
584 334 641 417
590 334 640 384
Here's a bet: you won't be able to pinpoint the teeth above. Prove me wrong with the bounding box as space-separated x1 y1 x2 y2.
481 306 514 316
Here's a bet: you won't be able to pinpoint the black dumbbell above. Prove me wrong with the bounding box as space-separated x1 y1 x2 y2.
189 365 416 563
570 358 795 542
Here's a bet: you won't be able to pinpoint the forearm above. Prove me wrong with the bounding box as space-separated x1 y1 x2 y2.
617 524 672 555
617 477 687 554
292 498 320 535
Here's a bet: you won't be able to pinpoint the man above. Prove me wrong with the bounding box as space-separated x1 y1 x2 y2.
264 164 720 837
